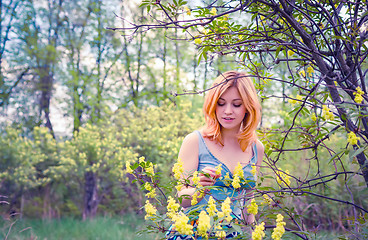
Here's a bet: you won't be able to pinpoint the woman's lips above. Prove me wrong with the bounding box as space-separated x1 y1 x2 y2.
222 117 234 122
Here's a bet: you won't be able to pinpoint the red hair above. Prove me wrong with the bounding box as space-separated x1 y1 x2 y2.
202 71 262 151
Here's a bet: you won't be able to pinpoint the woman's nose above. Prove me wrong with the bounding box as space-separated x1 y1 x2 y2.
224 104 232 114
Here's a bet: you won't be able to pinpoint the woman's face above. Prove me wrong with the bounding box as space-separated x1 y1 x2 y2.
215 86 247 131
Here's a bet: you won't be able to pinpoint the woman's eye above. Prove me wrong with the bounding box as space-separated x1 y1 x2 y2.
217 102 225 106
233 104 242 107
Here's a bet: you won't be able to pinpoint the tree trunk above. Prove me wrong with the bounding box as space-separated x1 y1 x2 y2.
82 171 98 220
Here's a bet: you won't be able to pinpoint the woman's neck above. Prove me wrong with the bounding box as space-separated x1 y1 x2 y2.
221 127 239 145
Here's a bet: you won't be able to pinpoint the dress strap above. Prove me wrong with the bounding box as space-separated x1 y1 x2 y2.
195 130 206 155
252 142 258 164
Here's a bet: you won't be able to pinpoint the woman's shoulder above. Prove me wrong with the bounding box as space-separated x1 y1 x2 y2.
182 131 200 146
255 139 264 152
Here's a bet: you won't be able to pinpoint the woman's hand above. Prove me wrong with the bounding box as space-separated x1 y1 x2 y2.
198 166 221 187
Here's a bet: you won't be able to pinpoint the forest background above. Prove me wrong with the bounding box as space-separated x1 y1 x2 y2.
0 0 367 239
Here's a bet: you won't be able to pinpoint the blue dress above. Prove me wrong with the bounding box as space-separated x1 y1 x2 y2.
194 130 258 218
166 131 258 239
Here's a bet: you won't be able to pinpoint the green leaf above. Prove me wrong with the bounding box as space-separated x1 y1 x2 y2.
348 147 366 162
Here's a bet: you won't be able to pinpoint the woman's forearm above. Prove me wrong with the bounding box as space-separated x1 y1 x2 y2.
177 187 205 208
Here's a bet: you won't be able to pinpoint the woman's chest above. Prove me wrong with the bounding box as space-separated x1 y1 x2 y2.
204 139 254 173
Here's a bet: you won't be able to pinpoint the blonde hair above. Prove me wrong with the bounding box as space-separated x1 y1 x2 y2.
202 71 262 151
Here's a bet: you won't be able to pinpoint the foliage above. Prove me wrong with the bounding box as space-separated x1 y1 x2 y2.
0 100 202 218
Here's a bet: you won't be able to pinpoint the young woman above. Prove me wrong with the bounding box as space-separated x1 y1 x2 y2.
176 71 264 231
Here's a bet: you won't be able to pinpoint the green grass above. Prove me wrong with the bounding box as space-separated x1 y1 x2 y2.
1 214 161 240
0 214 345 240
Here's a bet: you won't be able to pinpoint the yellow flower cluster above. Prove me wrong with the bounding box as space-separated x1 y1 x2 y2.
215 164 222 176
262 194 273 206
172 212 194 235
287 50 294 56
218 197 232 222
215 225 226 239
206 196 218 216
146 162 154 176
299 70 306 78
252 222 266 240
144 200 157 220
311 113 317 122
353 86 364 104
210 7 217 16
167 196 180 219
139 156 145 163
172 157 184 180
288 95 303 105
276 169 291 186
126 161 133 174
306 66 314 77
224 172 231 186
197 211 211 238
251 164 257 176
272 214 286 240
348 132 360 146
192 171 201 186
247 199 258 215
144 182 156 198
191 190 204 206
184 6 191 15
322 105 334 121
232 162 244 189
194 38 202 45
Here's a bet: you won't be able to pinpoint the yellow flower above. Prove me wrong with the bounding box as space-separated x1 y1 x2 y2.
172 157 184 180
262 194 272 206
322 105 334 121
287 50 294 56
146 162 154 175
172 212 193 235
144 200 157 220
224 172 231 186
210 7 217 16
299 70 306 78
276 169 291 186
307 66 314 77
126 161 133 174
251 164 257 176
288 94 303 105
215 164 222 176
175 184 184 192
348 132 360 146
247 199 258 215
272 214 286 240
184 6 191 15
194 38 202 45
252 222 266 240
232 175 241 189
144 182 156 198
139 156 146 163
218 197 232 222
192 171 201 186
206 196 218 216
167 196 180 219
311 113 317 122
233 162 244 178
197 211 211 238
191 192 198 205
215 225 226 239
353 86 365 104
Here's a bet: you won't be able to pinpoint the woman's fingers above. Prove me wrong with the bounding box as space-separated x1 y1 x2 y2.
201 167 221 179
